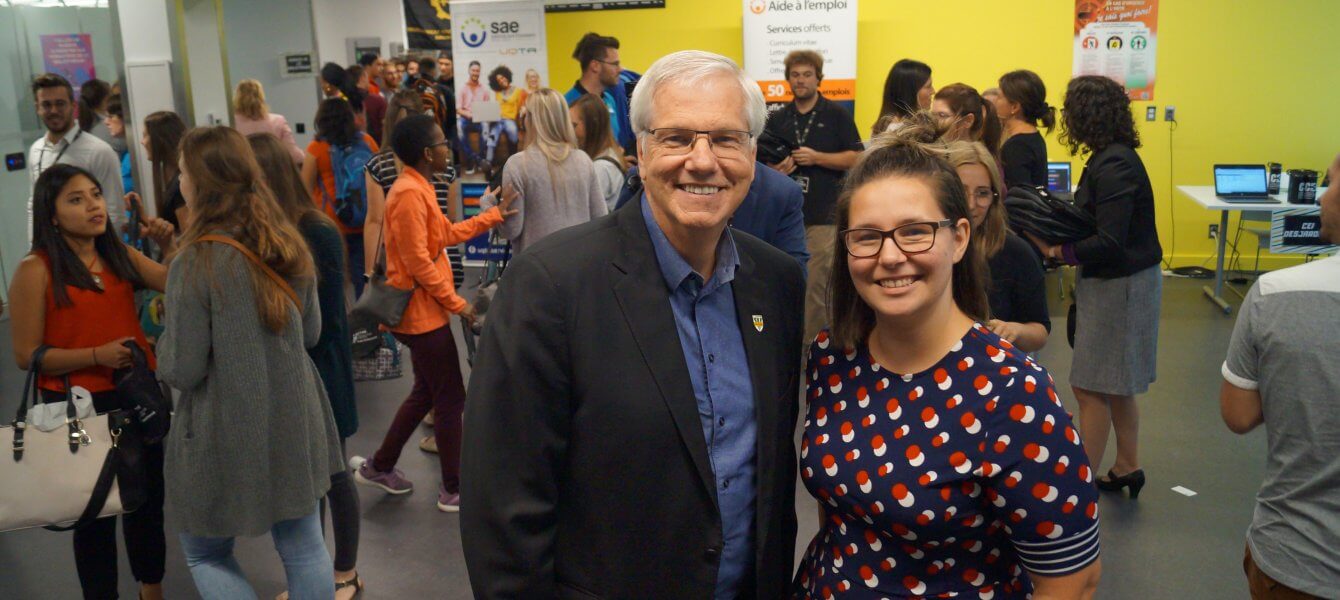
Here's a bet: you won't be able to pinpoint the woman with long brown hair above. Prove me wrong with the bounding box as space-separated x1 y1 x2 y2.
137 112 189 230
569 93 626 211
249 132 364 599
794 115 1100 598
157 126 343 598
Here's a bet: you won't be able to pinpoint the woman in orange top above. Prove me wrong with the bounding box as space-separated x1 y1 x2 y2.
8 164 175 600
353 113 515 512
301 97 379 296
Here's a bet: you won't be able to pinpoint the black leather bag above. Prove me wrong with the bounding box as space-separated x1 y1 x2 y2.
756 127 798 166
1004 185 1096 245
112 341 170 445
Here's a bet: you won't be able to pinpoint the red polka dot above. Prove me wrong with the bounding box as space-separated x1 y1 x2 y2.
933 368 949 384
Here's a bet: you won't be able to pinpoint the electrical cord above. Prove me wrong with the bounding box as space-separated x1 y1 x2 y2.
1162 115 1177 270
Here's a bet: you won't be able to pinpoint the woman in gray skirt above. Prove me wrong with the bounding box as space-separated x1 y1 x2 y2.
1026 75 1162 499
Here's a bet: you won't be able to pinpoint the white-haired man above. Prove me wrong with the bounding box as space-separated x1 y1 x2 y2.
462 51 805 598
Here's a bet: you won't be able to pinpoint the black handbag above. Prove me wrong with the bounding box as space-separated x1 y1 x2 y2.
349 226 414 328
756 127 798 166
111 340 170 445
1004 185 1096 245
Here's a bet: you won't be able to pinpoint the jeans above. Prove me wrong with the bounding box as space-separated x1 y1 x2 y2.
371 324 467 493
179 509 333 600
486 119 519 162
344 233 365 298
456 116 486 165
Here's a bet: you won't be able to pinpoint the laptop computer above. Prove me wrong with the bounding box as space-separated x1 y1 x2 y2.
1046 162 1072 193
1214 164 1279 203
469 100 503 122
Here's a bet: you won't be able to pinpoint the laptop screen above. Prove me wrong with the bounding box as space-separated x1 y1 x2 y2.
1046 162 1071 193
1214 165 1268 195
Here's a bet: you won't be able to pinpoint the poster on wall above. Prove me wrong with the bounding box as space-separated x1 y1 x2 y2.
544 0 664 11
452 0 547 266
405 0 452 50
40 34 96 95
1072 0 1158 100
742 0 857 112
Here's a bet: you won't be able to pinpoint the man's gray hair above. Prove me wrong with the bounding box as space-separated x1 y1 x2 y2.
630 50 767 140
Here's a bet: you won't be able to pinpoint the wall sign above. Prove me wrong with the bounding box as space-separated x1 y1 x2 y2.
281 52 314 78
1072 0 1158 100
40 34 96 94
1270 206 1336 255
460 182 512 266
743 0 858 110
405 0 453 50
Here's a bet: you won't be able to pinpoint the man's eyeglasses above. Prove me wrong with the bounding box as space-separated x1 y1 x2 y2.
594 58 621 68
645 128 752 158
841 220 954 258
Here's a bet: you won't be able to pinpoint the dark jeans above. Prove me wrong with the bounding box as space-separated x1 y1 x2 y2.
345 233 365 298
456 117 486 165
43 389 167 599
371 324 466 493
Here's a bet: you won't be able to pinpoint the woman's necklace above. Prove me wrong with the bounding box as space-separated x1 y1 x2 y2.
83 253 103 290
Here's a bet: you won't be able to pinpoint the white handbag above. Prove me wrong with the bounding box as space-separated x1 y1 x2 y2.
0 346 142 533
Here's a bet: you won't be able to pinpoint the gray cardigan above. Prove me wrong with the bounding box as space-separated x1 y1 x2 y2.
157 240 344 537
487 149 608 255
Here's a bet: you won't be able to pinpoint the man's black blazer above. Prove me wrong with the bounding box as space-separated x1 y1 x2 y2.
461 197 805 599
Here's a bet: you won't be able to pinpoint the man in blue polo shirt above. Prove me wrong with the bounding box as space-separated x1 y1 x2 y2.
565 32 635 156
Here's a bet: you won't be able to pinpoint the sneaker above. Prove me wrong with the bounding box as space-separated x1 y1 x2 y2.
465 166 477 175
422 412 434 427
354 462 414 495
437 486 460 512
419 435 439 454
347 455 367 471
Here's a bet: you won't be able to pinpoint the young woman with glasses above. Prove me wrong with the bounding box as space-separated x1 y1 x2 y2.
794 116 1101 599
947 140 1050 352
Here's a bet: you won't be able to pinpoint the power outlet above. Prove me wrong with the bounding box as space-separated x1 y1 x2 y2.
1145 106 1157 121
1208 224 1219 239
1165 106 1176 121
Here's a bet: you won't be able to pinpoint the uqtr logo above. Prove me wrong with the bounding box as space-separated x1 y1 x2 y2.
461 17 487 48
750 0 766 14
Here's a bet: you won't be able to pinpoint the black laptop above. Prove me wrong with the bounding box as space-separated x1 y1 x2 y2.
1214 164 1279 203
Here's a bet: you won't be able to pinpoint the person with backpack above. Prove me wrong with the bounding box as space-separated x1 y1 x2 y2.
410 57 458 171
301 98 378 296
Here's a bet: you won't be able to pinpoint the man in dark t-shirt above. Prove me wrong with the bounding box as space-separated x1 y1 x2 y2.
765 49 863 344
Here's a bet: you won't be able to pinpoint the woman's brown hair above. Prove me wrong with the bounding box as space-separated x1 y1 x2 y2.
827 112 988 349
381 88 425 150
247 133 333 229
178 126 314 333
998 70 1056 132
945 140 1007 257
934 83 1002 154
571 93 624 170
143 111 187 223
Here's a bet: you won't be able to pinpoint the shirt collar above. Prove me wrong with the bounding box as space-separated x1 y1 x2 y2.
46 124 81 147
640 194 740 294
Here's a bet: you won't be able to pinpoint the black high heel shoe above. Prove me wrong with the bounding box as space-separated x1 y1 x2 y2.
1096 468 1146 499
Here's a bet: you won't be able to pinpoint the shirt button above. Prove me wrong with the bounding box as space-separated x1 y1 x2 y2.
722 479 731 490
708 354 715 363
718 417 725 427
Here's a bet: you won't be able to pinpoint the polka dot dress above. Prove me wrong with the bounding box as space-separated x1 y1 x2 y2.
794 324 1101 599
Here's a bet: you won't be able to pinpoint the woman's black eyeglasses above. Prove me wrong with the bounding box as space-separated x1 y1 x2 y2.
840 220 955 258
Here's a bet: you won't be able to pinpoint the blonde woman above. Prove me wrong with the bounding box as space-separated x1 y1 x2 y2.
232 79 304 164
945 139 1050 351
483 88 607 254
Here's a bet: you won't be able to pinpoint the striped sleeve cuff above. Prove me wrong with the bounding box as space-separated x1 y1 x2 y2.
1011 519 1101 575
1222 361 1259 391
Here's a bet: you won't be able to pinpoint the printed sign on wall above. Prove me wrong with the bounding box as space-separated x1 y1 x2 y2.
460 182 512 265
40 34 96 94
544 0 664 11
1073 0 1158 100
742 0 857 110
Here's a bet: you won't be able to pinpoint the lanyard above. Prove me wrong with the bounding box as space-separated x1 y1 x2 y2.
37 129 82 172
792 105 820 147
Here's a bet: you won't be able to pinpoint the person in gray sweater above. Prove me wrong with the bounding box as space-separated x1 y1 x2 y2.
156 126 342 599
482 88 607 254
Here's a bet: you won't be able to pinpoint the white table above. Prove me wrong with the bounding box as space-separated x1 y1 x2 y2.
1177 183 1327 314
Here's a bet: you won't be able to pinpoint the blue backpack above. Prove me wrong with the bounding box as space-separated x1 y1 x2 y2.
325 138 374 228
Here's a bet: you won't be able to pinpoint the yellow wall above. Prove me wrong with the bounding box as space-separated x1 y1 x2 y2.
545 0 1339 267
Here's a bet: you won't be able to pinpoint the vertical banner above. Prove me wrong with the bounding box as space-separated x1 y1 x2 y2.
40 34 97 94
451 0 548 266
742 0 857 111
405 0 453 50
1073 0 1158 100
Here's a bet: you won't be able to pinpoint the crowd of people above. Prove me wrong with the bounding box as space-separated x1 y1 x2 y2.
6 25 1338 600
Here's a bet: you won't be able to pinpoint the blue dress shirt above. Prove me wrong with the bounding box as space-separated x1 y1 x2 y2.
641 198 757 599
